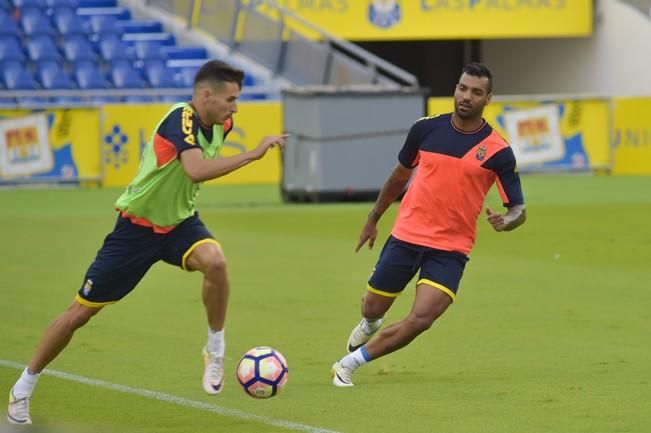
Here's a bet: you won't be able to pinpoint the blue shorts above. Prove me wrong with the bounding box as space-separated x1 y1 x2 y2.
367 235 469 301
76 212 219 307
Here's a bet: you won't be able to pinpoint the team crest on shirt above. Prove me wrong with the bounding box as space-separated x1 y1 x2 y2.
476 145 487 161
82 279 94 296
368 0 401 29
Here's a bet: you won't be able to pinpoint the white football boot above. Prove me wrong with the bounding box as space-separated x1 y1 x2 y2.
331 361 354 387
202 347 224 395
7 388 31 425
347 318 383 353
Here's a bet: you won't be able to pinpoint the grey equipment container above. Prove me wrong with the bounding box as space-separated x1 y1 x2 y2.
281 85 427 202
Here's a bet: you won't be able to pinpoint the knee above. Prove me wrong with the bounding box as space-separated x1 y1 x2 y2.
204 253 227 276
64 304 100 329
362 292 394 319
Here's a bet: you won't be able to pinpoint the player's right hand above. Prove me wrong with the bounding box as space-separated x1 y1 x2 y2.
355 221 377 252
253 134 289 159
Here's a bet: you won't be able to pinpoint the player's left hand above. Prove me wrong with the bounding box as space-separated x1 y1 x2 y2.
485 207 506 232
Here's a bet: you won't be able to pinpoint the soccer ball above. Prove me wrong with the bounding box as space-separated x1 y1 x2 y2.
236 347 288 398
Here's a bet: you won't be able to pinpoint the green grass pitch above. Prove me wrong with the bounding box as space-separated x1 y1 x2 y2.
1 174 650 433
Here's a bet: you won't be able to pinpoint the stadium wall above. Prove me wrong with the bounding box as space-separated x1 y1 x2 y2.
1 95 649 185
0 102 282 186
482 0 651 97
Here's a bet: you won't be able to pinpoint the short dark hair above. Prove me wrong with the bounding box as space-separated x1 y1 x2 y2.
461 62 493 93
194 60 245 89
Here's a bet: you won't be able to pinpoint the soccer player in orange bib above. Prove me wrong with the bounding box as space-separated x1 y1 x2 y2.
332 63 526 387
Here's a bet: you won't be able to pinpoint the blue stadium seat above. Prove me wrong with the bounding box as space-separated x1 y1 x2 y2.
26 35 62 62
12 0 47 9
109 63 146 88
0 36 25 62
52 9 88 36
0 0 11 11
72 60 107 88
144 64 177 88
76 6 130 20
133 41 167 61
62 34 98 63
36 60 75 89
122 32 175 46
0 14 21 37
98 35 133 63
116 20 162 34
243 74 257 87
77 0 115 7
167 58 207 69
88 14 122 35
175 67 198 87
162 46 207 60
2 62 38 89
21 8 56 37
45 0 78 8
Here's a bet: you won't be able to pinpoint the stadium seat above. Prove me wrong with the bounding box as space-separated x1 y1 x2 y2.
117 20 162 34
45 0 79 8
26 35 62 63
88 14 122 35
76 5 130 20
162 46 207 60
0 37 25 62
12 0 47 9
143 64 177 88
167 58 208 69
109 63 146 88
62 35 98 63
2 62 38 90
98 35 133 63
133 41 167 61
77 0 115 7
0 14 21 37
36 60 75 89
72 60 108 88
122 32 175 46
52 9 88 37
175 67 198 87
21 9 56 37
243 74 257 87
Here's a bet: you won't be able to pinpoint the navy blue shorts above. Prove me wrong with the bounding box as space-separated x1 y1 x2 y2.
76 212 219 307
367 236 469 301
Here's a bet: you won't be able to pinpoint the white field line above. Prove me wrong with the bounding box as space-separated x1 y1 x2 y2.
0 360 343 433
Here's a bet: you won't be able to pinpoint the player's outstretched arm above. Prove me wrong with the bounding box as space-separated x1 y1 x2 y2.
181 134 288 182
356 163 412 252
485 205 526 232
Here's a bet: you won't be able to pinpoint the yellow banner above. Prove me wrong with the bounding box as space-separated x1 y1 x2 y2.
252 0 592 40
0 108 101 182
612 98 651 175
101 102 283 187
427 97 610 171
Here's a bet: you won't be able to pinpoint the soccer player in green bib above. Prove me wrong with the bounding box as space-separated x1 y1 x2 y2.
7 60 288 425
